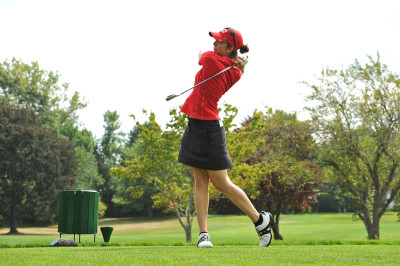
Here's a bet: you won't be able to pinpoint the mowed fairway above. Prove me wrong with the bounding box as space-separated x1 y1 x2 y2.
1 245 400 265
1 213 399 245
1 213 399 265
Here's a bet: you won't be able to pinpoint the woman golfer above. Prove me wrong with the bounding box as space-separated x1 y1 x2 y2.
178 27 272 248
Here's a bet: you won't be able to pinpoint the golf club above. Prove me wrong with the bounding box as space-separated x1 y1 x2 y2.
166 56 248 101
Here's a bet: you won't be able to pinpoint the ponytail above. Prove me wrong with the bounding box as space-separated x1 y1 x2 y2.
240 44 249 54
226 44 250 59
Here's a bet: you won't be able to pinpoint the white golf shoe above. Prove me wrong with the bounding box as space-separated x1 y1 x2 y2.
197 232 213 248
255 211 273 247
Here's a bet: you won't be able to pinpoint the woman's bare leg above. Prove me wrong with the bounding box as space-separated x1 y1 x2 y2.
208 169 259 223
192 167 210 232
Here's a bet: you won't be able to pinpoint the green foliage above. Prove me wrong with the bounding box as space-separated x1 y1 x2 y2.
225 107 321 240
304 53 400 239
59 121 103 191
99 111 125 163
394 192 400 221
95 110 125 216
98 198 107 218
75 148 104 190
112 175 160 218
221 103 238 131
311 191 353 213
127 122 150 147
0 58 86 129
111 108 195 242
0 57 92 230
0 106 76 232
115 122 160 217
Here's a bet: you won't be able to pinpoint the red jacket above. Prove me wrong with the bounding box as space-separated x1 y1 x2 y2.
181 51 242 120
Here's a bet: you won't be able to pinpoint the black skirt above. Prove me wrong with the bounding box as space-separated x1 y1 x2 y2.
178 117 233 170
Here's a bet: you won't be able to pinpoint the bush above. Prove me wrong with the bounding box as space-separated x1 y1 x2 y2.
393 193 400 221
311 193 353 213
98 198 107 218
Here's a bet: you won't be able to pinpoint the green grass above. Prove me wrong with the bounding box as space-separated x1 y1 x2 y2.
0 213 399 265
1 245 400 265
1 213 399 247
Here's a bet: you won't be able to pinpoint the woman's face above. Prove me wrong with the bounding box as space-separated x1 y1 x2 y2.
213 41 233 57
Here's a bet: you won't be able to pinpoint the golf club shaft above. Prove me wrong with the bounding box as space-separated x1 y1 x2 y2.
166 66 232 101
166 55 248 101
179 66 232 96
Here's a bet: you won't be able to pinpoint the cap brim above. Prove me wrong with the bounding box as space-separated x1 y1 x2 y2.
209 31 224 42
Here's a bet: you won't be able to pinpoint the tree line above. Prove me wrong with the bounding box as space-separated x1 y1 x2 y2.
1 55 400 241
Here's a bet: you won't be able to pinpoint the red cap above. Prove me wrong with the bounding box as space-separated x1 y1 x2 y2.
209 27 243 50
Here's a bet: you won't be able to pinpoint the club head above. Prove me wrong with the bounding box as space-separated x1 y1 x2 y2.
166 94 177 101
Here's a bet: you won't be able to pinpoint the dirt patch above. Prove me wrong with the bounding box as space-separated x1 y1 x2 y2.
0 225 58 235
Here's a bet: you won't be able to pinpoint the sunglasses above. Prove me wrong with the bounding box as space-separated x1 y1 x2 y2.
224 27 236 50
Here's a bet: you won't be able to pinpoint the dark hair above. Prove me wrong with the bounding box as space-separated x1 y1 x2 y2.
226 43 250 59
240 44 250 54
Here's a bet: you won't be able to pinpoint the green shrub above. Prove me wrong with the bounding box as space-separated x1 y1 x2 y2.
394 193 400 221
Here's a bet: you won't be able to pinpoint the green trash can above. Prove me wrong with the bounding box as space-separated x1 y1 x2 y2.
58 189 100 242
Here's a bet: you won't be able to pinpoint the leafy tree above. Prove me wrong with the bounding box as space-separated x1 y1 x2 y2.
0 58 86 129
225 108 321 240
310 191 353 213
303 53 400 239
1 58 96 190
99 111 125 163
127 122 150 147
112 177 160 218
113 121 174 218
110 109 195 242
113 129 159 218
75 149 104 190
95 110 125 216
60 121 103 190
0 106 76 233
394 192 400 221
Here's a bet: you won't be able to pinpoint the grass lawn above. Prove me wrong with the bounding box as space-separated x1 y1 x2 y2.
1 245 399 265
0 213 399 265
0 213 399 246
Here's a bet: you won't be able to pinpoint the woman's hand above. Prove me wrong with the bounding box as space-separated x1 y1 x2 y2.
232 56 247 74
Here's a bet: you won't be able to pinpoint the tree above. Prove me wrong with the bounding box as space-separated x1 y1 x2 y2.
310 189 354 213
113 123 159 218
0 106 76 233
110 109 195 243
303 53 400 239
225 108 321 240
60 122 103 190
394 192 400 221
0 58 86 129
95 110 125 216
127 122 149 146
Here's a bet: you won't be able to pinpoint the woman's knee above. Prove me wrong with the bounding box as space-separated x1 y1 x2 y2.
208 171 232 193
196 177 209 189
192 167 209 189
211 179 232 193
